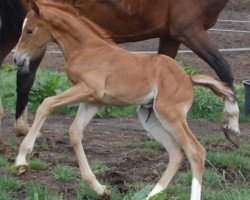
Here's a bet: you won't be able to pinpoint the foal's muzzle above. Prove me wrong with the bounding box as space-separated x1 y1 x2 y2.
13 52 30 72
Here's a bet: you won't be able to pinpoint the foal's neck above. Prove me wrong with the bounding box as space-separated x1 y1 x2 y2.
47 8 109 62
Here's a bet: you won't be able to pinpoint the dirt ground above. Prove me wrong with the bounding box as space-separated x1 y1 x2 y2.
1 0 250 199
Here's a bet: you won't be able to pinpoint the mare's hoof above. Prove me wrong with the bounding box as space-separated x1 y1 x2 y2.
16 165 28 176
15 128 29 137
14 123 30 137
102 188 111 200
223 126 240 148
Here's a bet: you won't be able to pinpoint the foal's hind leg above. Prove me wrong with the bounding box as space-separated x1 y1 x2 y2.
154 103 205 200
69 103 110 198
138 106 184 199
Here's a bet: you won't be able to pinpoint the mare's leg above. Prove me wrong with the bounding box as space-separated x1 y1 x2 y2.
69 103 110 198
176 28 240 145
154 101 205 200
15 50 46 136
158 37 180 58
138 106 184 200
176 28 234 88
15 84 93 174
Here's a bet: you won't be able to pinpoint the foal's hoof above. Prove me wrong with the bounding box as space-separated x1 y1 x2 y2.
223 126 240 148
102 188 111 200
16 165 28 176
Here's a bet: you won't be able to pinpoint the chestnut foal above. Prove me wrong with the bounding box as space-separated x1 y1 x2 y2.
14 1 237 199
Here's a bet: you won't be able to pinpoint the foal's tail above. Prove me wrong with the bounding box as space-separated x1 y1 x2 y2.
190 74 240 148
190 74 235 102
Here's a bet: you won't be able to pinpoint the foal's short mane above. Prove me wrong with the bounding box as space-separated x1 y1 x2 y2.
41 1 113 43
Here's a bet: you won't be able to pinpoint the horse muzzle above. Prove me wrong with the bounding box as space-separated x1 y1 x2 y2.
13 52 30 72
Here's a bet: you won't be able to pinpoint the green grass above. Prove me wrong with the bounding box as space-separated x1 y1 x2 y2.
9 138 20 151
127 139 160 157
29 159 48 170
51 165 78 181
90 161 111 174
206 151 249 171
0 156 10 167
0 176 22 191
24 182 64 200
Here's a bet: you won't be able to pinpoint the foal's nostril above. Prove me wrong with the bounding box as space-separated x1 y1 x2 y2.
14 57 17 65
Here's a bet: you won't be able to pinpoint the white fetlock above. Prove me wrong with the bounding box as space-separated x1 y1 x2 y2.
14 120 30 136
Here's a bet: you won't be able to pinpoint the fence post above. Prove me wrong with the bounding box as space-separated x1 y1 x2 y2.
243 80 250 116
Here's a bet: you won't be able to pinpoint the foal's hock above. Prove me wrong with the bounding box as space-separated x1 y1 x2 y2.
14 1 240 200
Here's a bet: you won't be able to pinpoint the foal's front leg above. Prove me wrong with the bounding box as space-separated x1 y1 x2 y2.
69 103 110 198
15 84 94 174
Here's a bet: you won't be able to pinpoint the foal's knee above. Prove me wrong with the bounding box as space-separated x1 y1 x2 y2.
37 97 56 116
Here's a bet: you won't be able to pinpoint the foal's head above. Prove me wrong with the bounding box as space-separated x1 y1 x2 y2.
14 0 51 71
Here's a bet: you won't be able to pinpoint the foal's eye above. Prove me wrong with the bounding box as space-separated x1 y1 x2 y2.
26 29 33 35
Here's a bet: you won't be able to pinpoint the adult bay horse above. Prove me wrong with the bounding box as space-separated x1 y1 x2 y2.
14 1 238 199
0 0 239 145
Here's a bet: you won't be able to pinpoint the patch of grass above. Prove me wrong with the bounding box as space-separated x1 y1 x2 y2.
235 141 250 157
25 182 49 200
144 139 160 150
51 165 78 181
127 139 160 157
9 138 20 150
202 187 250 200
90 161 111 174
206 151 249 171
75 182 99 200
29 159 48 170
0 176 22 192
198 134 226 146
179 60 201 75
35 142 49 150
0 156 10 167
0 190 15 200
128 184 154 200
189 86 224 121
8 165 18 175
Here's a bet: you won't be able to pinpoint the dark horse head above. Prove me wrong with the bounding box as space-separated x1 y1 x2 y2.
0 0 26 66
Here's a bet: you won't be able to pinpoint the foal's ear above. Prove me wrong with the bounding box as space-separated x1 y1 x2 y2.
28 0 40 15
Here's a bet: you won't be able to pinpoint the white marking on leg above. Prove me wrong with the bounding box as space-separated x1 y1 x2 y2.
191 177 201 200
223 100 240 132
15 106 30 136
146 184 163 199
